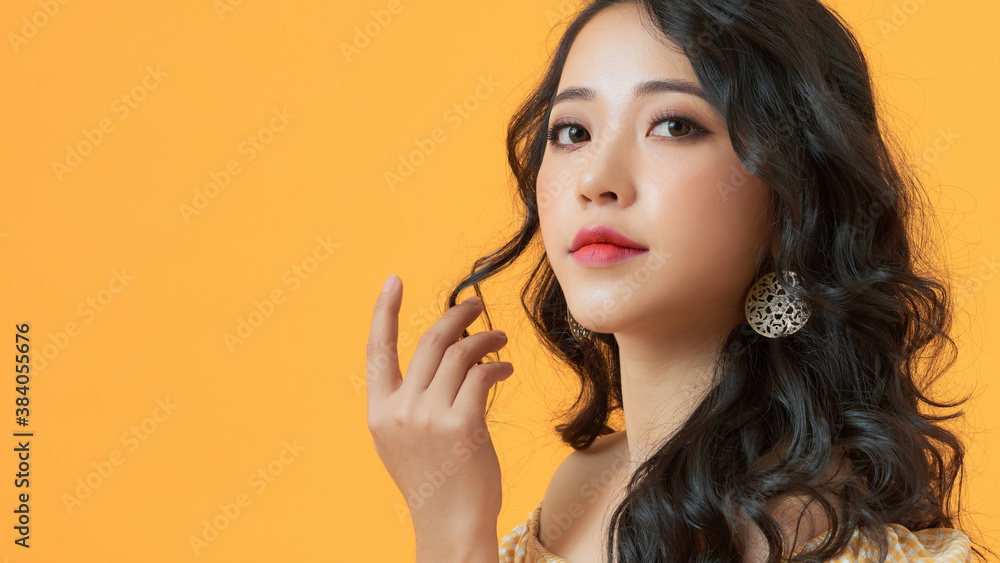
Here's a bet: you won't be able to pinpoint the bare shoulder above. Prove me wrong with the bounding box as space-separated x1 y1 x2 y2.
742 446 851 563
539 431 629 531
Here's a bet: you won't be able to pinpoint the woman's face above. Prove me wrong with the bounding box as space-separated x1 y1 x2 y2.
537 3 773 338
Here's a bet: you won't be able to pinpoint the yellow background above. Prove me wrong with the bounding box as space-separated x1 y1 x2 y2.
1 0 996 560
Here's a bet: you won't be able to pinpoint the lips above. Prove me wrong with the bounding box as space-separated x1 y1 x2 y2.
569 225 648 253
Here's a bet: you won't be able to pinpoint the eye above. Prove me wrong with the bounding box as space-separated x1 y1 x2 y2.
648 111 707 139
547 121 591 147
653 119 692 137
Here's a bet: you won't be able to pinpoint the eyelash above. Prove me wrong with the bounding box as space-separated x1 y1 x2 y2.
546 110 707 149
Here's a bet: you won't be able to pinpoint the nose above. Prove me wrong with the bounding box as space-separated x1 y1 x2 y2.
574 124 637 208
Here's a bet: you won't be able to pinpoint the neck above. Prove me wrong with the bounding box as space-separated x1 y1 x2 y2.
614 303 743 471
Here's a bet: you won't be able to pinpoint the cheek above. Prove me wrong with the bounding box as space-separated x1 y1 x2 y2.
536 158 573 212
708 164 771 253
535 160 573 249
638 156 770 284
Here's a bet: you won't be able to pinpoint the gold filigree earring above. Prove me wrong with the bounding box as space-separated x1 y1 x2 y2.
744 270 811 338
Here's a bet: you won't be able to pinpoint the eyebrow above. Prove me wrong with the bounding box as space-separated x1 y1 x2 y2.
551 79 706 107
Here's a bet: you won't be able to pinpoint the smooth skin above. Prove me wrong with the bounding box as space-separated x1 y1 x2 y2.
366 274 513 563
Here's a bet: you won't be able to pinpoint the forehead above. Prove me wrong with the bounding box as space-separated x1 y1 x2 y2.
558 4 697 102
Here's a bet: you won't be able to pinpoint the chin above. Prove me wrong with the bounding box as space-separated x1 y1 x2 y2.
567 301 644 336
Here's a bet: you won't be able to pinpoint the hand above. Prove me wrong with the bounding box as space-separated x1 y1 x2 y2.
365 274 514 532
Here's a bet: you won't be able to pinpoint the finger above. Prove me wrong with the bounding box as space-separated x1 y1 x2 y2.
401 296 484 394
365 274 403 407
426 329 508 407
453 361 514 419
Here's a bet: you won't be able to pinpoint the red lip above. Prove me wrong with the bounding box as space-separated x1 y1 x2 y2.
570 225 648 253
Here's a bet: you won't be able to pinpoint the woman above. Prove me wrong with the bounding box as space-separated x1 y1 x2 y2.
365 0 986 561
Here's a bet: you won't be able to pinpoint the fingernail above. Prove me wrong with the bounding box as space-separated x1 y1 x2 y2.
382 274 397 292
463 295 481 305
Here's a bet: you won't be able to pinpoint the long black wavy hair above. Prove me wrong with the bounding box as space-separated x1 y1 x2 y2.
444 0 987 561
